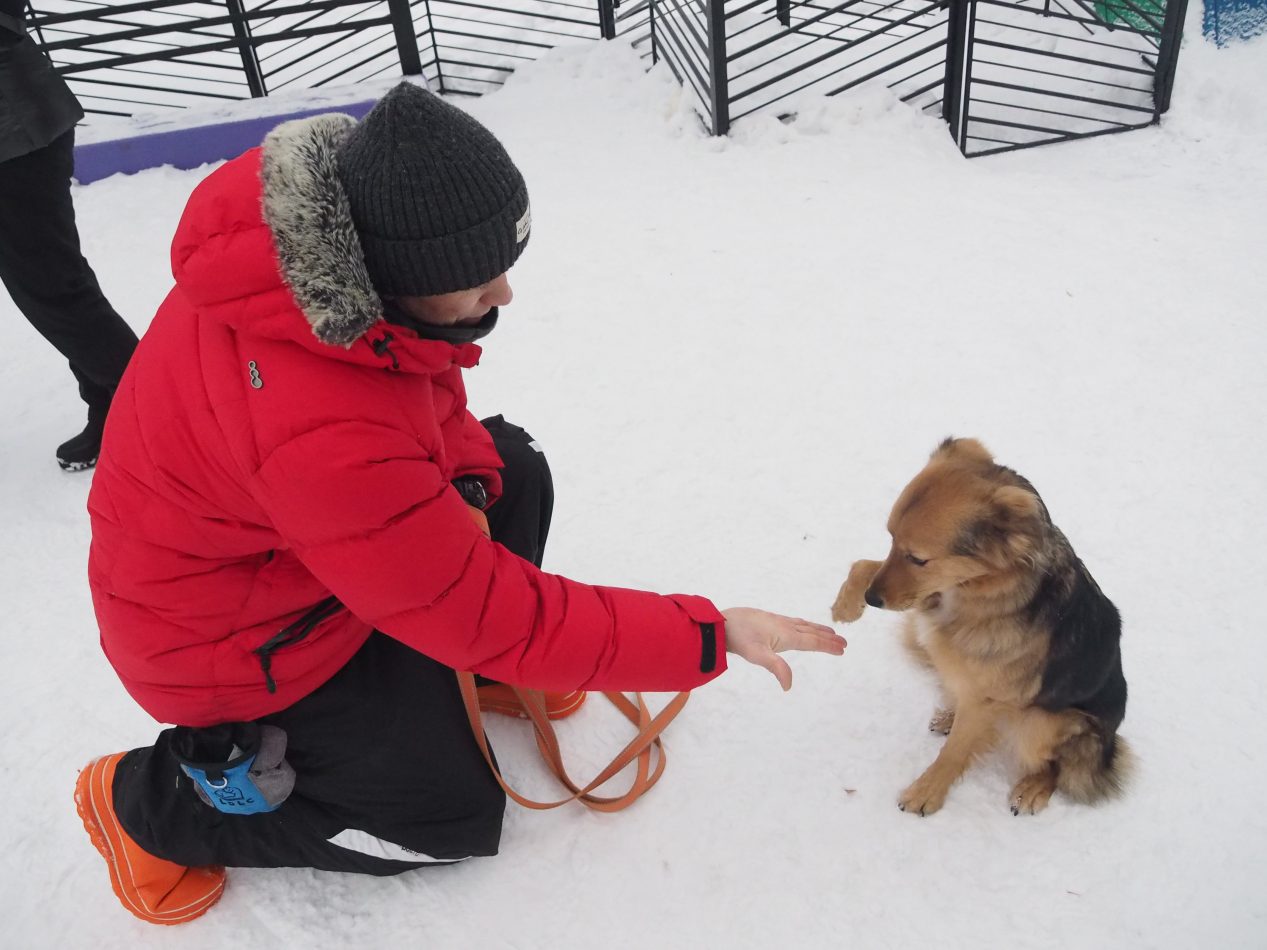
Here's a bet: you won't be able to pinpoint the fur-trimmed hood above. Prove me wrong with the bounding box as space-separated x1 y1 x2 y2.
258 114 379 347
170 112 477 367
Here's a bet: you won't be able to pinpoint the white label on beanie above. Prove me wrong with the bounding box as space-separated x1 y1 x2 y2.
516 204 531 243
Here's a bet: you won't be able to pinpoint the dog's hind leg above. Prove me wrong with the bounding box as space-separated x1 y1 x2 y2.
1008 708 1089 814
831 559 883 623
1010 764 1057 815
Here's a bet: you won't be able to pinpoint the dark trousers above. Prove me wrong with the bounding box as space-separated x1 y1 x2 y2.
115 417 553 874
0 129 137 413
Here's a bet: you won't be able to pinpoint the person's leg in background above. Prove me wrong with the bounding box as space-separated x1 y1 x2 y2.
0 128 138 470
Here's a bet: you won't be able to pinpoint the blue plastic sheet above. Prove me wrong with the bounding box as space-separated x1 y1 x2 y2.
1204 0 1267 45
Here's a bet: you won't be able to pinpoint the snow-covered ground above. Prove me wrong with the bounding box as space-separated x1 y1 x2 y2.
2 16 1265 949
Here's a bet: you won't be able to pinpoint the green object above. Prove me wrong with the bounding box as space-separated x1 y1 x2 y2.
1094 0 1166 32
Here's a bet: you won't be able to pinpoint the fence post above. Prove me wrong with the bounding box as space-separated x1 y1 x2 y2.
419 0 446 90
598 0 617 39
224 0 266 97
649 0 658 65
705 0 729 134
942 0 975 153
386 0 423 75
776 0 790 27
1153 0 1188 116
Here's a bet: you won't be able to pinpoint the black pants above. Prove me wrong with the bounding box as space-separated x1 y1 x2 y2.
115 417 554 874
0 130 137 413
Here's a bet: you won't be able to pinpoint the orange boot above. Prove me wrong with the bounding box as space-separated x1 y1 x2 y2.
477 683 587 721
74 753 226 925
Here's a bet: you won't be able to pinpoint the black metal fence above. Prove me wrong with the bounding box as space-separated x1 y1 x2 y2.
26 0 1185 155
25 0 606 117
946 0 1189 155
28 1 402 116
617 0 951 133
621 0 1187 154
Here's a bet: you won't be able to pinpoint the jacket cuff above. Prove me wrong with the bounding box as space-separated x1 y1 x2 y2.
666 594 728 679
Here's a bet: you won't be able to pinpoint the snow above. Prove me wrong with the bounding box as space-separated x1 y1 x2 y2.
2 15 1265 950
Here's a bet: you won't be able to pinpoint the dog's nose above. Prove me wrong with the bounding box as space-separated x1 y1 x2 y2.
865 589 884 609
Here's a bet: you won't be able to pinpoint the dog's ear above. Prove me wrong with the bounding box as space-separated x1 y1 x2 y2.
932 437 993 465
989 485 1043 565
957 485 1043 568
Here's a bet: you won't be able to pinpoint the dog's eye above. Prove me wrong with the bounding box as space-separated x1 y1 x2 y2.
906 554 929 567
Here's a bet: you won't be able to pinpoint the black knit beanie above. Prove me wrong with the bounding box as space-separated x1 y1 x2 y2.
335 82 530 297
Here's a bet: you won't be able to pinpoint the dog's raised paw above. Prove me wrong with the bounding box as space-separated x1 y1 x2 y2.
830 560 882 623
830 595 864 624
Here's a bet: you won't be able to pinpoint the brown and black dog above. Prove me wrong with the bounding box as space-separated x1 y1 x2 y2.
832 438 1130 816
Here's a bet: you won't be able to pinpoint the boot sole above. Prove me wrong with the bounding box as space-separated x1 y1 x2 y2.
75 756 225 925
58 457 98 472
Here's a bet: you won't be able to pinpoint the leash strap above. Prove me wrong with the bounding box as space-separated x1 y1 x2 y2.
456 672 689 812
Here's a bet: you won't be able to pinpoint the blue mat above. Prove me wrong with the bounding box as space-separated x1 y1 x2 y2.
72 99 377 185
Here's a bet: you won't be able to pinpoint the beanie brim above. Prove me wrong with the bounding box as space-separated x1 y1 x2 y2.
359 184 530 296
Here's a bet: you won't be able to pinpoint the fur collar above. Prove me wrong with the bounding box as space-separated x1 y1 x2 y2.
259 113 382 347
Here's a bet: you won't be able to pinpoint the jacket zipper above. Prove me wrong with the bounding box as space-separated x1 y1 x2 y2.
254 595 344 694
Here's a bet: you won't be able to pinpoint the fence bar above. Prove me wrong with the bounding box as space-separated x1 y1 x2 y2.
971 37 1155 76
598 0 617 37
420 0 446 91
38 0 374 53
387 0 424 74
52 16 395 75
1152 0 1187 115
705 0 729 133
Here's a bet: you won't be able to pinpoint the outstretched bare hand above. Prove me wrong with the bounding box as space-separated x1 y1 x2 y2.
721 607 847 691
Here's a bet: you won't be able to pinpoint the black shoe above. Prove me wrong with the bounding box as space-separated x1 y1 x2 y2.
56 408 107 472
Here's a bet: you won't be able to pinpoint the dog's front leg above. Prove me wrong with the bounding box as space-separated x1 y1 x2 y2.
899 699 999 816
831 559 883 623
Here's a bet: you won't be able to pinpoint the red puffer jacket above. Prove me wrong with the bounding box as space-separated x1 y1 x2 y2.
88 114 727 727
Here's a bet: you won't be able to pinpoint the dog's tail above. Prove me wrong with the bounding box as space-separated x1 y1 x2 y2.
1055 724 1133 804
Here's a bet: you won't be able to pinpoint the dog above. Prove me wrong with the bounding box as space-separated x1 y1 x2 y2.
831 437 1130 816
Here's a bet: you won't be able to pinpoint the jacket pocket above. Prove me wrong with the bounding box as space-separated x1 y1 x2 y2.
253 595 344 693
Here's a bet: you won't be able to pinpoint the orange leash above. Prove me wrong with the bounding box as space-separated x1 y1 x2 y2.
456 673 690 812
457 504 688 811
